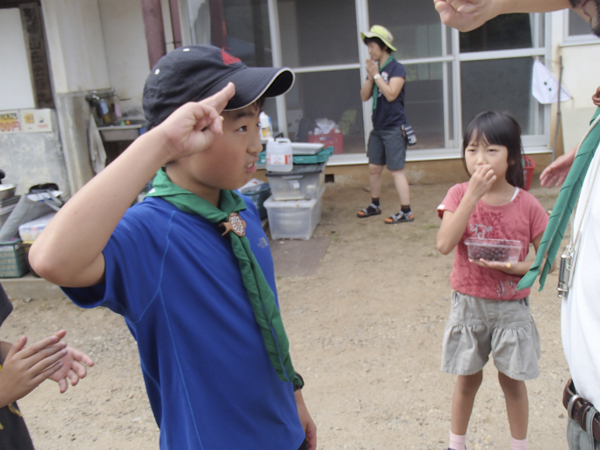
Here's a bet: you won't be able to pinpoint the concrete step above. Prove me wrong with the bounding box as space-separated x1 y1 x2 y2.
1 274 63 299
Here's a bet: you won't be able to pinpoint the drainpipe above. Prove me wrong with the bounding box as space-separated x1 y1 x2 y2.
168 0 183 48
141 0 167 68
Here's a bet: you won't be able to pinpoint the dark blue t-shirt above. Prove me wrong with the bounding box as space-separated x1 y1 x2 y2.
62 197 305 450
371 59 407 129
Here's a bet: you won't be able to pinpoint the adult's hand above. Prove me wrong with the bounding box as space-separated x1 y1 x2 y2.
433 0 497 32
593 86 600 107
540 146 577 188
434 0 571 32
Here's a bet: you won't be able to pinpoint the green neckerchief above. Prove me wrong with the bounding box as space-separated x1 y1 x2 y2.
146 169 302 387
372 54 395 111
518 107 600 291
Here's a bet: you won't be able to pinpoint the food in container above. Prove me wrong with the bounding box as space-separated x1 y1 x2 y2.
465 238 521 263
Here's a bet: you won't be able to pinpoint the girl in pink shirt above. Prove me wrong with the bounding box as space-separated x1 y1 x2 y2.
436 112 551 450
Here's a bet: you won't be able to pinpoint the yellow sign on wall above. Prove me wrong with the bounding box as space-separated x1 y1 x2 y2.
0 109 52 134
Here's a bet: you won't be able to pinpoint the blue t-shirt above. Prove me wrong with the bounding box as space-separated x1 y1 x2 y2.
371 59 407 129
62 197 305 450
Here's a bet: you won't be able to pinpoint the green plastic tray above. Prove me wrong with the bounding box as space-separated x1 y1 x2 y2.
0 239 28 278
258 146 333 165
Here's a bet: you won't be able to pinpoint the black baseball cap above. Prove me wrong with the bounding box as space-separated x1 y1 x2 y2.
143 45 295 129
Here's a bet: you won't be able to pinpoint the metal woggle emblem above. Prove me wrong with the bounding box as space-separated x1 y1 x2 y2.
219 212 246 237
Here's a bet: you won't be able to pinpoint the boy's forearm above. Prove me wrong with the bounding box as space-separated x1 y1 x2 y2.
30 130 172 287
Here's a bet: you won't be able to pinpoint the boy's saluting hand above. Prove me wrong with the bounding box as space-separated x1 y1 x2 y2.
155 82 235 162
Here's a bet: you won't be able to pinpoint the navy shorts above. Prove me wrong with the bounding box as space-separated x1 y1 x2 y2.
367 127 407 170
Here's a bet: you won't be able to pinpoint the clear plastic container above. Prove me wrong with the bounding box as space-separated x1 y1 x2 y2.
264 188 324 240
465 238 522 263
266 162 325 201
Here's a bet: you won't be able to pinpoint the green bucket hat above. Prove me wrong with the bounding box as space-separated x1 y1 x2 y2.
361 25 396 52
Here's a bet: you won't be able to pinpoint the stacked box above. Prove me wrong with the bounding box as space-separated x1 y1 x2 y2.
264 188 324 240
239 183 271 220
266 162 325 201
18 212 56 242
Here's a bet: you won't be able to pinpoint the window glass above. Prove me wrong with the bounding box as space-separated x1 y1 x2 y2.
568 9 593 36
460 14 533 52
278 0 358 67
461 58 536 135
188 0 272 67
403 62 447 149
285 69 365 154
368 0 443 59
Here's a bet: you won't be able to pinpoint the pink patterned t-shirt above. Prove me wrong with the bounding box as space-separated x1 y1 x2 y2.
437 183 549 300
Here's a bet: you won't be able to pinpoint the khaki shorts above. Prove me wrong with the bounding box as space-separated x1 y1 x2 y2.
441 291 541 381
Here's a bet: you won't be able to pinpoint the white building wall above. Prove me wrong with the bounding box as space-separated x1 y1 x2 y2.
98 0 151 103
42 0 111 93
0 9 35 110
548 11 600 153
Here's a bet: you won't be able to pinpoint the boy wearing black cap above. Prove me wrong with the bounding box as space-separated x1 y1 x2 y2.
29 45 316 450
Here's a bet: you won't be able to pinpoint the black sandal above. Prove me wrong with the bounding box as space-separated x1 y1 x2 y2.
357 203 381 218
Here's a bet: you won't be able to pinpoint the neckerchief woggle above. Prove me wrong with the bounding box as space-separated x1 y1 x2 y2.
146 169 302 387
372 55 395 111
518 107 600 291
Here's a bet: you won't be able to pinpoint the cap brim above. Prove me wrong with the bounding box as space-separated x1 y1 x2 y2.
360 32 397 52
206 67 295 111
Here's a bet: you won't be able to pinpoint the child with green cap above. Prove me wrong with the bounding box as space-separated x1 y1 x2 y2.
29 45 316 450
357 24 414 224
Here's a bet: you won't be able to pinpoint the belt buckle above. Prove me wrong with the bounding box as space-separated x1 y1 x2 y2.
568 394 581 419
558 245 574 298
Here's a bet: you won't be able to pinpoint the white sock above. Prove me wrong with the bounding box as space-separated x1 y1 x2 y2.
449 431 466 450
511 437 527 450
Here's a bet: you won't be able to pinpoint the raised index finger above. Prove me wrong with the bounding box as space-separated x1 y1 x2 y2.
199 82 236 115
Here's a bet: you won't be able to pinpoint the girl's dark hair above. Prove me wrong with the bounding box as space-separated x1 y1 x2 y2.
363 37 393 54
462 111 525 188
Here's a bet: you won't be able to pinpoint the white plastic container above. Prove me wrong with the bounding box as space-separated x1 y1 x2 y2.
18 212 56 242
259 112 272 139
264 188 324 240
266 138 293 172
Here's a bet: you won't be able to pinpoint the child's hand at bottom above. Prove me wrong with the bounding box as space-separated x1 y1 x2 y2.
0 331 68 407
469 258 514 273
48 332 94 394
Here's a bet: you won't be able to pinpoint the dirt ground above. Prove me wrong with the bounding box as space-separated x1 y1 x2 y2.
3 176 571 450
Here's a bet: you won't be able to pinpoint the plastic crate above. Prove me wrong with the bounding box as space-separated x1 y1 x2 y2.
239 183 271 220
0 239 29 278
18 212 56 242
308 129 343 154
522 156 536 191
264 188 324 240
266 162 325 201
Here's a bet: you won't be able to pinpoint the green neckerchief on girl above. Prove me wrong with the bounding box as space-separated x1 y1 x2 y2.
146 168 302 387
372 54 395 111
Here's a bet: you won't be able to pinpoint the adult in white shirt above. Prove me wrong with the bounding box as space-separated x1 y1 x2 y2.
435 1 600 450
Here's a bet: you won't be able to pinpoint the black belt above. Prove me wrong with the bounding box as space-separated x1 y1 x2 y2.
563 379 600 443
